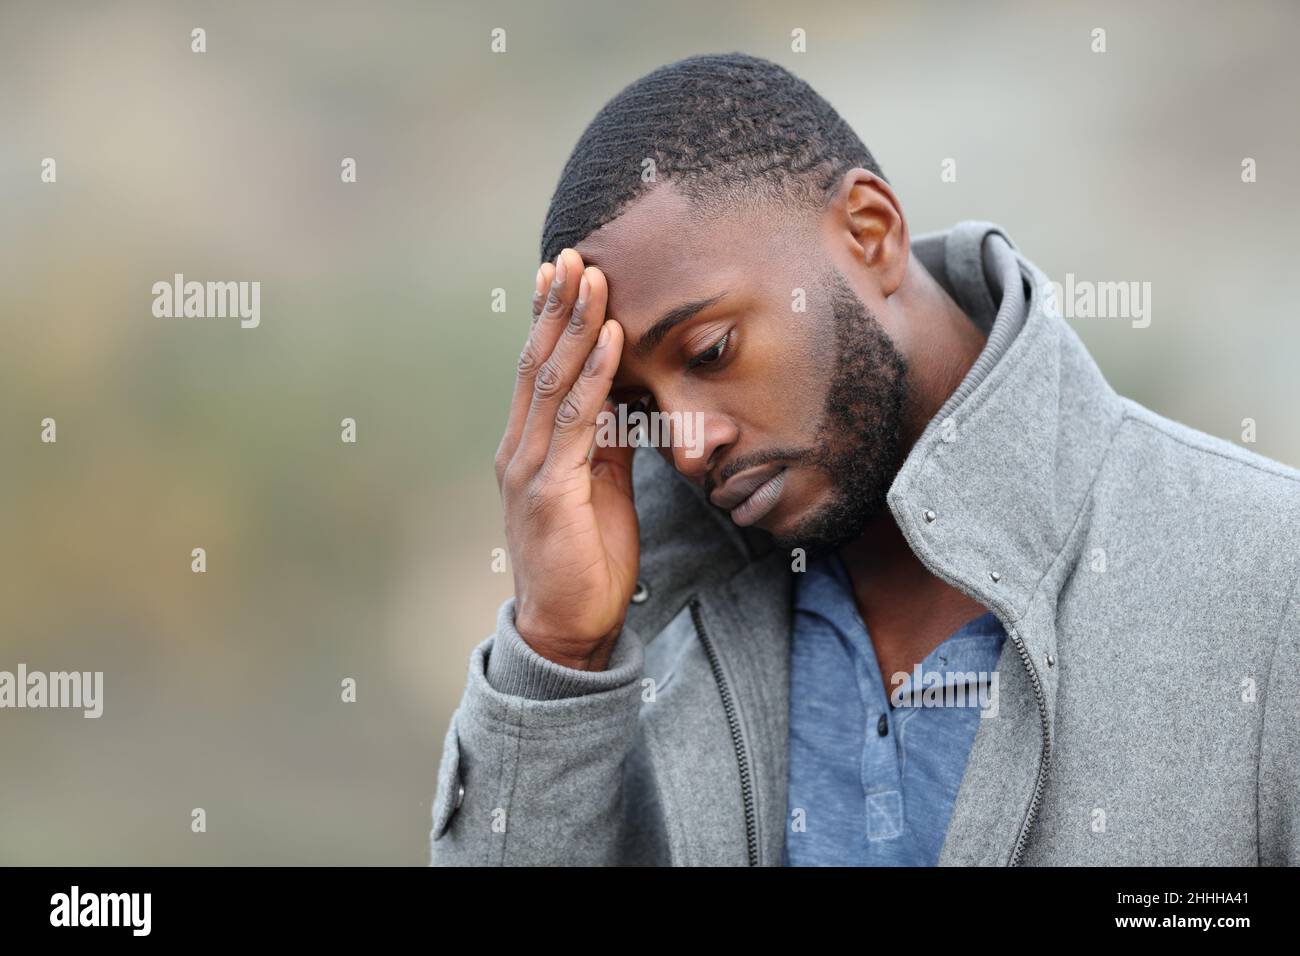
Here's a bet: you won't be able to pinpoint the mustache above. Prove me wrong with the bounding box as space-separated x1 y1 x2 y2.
705 446 816 500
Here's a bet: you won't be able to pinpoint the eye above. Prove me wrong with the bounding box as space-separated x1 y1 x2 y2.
687 330 731 370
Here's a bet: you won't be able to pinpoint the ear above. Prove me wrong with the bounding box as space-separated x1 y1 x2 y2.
828 168 910 297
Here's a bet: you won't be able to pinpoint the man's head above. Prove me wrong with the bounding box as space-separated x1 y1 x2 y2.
543 52 932 553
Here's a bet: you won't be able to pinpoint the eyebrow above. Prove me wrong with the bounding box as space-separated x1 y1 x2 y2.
629 291 729 360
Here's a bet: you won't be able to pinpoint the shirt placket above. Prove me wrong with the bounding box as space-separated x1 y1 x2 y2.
842 601 909 859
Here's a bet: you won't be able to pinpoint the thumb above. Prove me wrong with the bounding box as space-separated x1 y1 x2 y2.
590 398 637 500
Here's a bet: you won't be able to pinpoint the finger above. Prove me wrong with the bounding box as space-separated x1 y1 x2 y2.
586 398 615 463
496 250 580 481
542 316 624 479
515 264 607 471
531 261 555 324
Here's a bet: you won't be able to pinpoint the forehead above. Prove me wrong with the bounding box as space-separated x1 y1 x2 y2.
573 181 787 335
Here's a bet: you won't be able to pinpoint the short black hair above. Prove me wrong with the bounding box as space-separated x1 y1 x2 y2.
540 51 887 264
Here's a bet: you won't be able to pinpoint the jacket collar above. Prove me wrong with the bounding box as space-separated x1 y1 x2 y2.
887 222 1126 666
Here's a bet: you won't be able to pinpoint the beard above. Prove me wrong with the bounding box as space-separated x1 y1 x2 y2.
765 265 909 556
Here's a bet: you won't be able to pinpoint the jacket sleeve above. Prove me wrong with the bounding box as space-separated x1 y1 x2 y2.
428 596 646 865
1258 574 1300 866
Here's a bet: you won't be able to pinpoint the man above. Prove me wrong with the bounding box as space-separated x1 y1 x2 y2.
429 52 1300 866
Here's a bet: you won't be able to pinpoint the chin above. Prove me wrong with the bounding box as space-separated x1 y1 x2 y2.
753 477 829 546
760 477 880 556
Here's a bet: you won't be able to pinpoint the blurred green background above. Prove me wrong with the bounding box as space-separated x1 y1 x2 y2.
1 0 1297 864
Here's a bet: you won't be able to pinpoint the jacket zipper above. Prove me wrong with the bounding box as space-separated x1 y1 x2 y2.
890 511 1052 864
690 597 760 866
1005 619 1051 866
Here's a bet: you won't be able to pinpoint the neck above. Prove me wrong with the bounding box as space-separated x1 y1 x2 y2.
893 255 988 453
839 255 989 632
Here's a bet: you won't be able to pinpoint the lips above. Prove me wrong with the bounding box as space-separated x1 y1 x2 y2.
708 463 788 527
729 469 786 527
709 463 786 511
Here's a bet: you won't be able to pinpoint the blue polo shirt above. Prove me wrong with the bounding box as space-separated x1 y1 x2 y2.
784 549 1006 866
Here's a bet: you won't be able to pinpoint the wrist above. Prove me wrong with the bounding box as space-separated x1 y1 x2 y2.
514 609 622 671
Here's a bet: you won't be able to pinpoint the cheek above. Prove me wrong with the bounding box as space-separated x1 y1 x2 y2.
743 317 830 433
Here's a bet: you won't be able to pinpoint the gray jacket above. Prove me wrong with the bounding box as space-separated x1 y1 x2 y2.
429 221 1300 866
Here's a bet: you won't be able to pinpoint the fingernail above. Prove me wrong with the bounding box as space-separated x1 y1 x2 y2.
555 250 568 284
578 273 590 304
535 266 547 296
597 322 610 347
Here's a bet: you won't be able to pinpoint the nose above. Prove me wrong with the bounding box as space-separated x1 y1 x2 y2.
658 405 737 486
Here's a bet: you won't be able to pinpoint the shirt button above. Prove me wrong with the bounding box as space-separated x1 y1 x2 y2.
877 713 889 736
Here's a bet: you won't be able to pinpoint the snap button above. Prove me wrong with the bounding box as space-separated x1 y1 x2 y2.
876 713 889 737
631 581 650 604
989 571 1001 583
454 782 465 810
923 510 937 523
1045 654 1055 669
